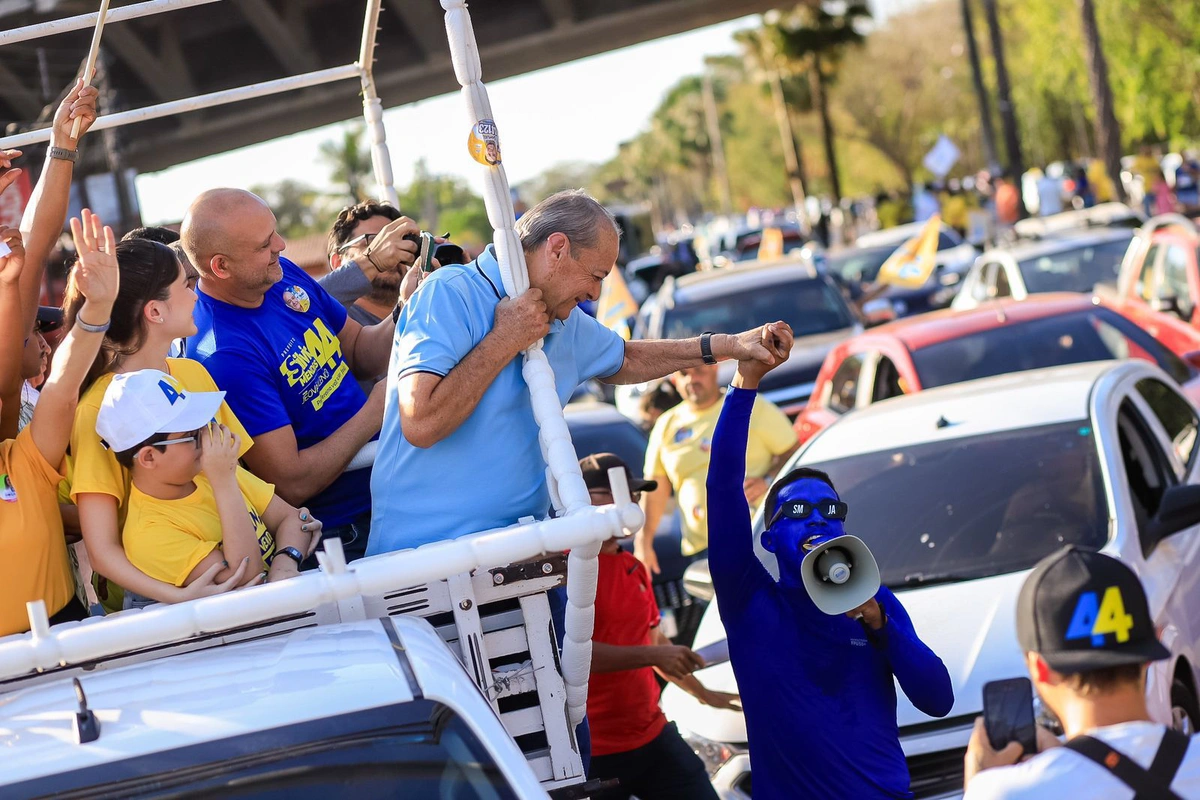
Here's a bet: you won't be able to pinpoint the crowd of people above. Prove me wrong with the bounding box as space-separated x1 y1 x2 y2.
2 79 1198 800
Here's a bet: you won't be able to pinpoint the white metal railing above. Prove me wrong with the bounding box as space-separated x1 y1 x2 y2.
2 0 609 738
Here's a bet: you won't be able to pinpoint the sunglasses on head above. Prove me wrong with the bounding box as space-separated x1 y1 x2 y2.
768 500 849 529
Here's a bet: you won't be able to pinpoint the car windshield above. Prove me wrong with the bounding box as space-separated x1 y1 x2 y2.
1016 236 1132 293
18 702 519 799
661 279 855 339
828 247 896 283
911 308 1191 389
799 421 1109 586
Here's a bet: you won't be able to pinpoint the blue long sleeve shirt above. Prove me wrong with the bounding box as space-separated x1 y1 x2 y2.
707 387 954 800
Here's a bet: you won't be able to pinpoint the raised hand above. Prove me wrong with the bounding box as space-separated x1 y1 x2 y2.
0 149 22 198
732 322 794 388
199 422 241 482
69 209 119 312
53 77 99 149
0 228 26 285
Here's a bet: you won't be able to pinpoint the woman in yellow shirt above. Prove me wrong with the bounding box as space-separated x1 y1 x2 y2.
66 227 261 609
0 216 115 635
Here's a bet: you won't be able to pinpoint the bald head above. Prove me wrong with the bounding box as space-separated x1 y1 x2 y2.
181 189 270 274
181 188 286 304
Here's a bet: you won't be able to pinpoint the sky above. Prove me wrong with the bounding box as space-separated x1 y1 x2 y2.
133 0 916 225
134 16 760 225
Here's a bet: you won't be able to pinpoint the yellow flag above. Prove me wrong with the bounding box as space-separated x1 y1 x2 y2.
877 214 941 289
597 267 637 340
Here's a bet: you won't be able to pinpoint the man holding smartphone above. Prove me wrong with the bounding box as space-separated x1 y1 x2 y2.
964 547 1200 798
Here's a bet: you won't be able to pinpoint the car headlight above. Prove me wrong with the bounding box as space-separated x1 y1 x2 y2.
681 730 746 777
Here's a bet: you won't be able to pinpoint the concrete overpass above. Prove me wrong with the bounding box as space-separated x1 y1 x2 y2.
0 0 777 172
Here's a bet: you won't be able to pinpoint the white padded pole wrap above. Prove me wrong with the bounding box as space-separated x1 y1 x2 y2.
440 0 601 726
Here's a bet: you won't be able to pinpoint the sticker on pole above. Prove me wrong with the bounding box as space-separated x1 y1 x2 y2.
468 119 502 166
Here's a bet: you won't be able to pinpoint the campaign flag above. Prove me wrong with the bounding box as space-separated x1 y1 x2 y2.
596 267 637 340
923 135 961 178
877 214 941 289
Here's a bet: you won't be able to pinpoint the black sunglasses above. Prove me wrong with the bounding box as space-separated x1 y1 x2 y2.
767 500 848 529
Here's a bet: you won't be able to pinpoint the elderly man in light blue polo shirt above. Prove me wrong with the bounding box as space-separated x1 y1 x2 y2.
367 190 781 554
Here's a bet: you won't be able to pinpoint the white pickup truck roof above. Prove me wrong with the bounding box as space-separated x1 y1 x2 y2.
0 616 547 797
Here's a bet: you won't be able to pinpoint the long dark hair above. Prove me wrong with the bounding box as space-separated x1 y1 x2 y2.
63 238 181 390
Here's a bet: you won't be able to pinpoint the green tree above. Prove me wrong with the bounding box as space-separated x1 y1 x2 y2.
249 180 328 238
319 125 373 204
398 162 491 249
773 0 871 203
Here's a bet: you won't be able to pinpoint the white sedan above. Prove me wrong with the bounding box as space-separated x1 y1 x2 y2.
666 359 1200 799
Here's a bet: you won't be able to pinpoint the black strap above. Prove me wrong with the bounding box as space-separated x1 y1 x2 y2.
1064 729 1189 799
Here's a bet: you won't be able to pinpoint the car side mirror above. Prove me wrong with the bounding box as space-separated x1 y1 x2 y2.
861 298 897 327
682 559 714 603
1144 484 1200 555
1150 292 1184 319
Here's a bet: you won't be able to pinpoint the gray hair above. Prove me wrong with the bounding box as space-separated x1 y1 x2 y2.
516 189 620 255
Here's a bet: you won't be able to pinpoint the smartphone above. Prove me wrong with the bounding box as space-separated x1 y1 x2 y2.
982 677 1037 755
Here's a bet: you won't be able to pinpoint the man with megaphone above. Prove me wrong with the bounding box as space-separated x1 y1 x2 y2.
706 321 954 799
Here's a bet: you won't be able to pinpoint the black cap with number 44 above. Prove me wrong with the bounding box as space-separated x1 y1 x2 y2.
1016 546 1169 673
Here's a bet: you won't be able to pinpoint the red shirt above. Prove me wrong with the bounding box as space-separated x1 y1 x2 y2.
587 549 667 756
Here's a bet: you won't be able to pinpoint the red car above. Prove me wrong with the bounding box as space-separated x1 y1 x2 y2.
1107 214 1200 355
795 293 1200 443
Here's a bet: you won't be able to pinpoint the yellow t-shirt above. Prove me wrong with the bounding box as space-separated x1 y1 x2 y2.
123 466 277 587
645 394 797 555
0 428 74 636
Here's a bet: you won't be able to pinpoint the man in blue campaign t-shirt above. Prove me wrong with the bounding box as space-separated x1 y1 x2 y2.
367 190 784 554
181 189 420 561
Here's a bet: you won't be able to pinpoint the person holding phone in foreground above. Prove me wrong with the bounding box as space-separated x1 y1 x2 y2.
964 547 1200 798
706 321 952 799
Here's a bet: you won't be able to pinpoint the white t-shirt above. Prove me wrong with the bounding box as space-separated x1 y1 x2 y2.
965 722 1200 799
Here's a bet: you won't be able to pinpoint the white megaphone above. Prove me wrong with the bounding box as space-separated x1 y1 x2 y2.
799 535 881 616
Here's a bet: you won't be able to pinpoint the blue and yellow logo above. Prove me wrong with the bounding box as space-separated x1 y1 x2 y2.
1065 586 1135 647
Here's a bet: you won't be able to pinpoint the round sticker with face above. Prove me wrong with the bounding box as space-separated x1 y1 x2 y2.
283 285 311 313
468 119 502 166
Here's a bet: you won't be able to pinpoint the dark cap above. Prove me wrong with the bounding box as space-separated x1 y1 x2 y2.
1016 546 1168 673
36 306 63 333
579 453 657 494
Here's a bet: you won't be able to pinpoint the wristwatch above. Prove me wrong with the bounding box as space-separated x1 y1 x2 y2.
700 331 717 365
48 146 78 163
273 546 304 568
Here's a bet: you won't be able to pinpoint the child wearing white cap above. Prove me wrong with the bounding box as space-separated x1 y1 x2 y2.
96 369 322 591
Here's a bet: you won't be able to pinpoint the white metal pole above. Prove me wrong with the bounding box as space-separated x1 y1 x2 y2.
440 0 601 728
0 0 221 47
0 64 362 150
357 0 398 207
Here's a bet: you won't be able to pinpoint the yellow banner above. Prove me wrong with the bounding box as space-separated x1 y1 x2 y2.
597 267 637 340
877 214 941 289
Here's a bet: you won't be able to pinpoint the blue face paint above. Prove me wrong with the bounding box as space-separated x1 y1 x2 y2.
763 477 847 588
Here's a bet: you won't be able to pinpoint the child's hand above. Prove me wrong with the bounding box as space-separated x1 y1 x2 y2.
199 423 240 482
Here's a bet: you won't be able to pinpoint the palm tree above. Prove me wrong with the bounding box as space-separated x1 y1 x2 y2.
1077 0 1126 201
773 1 871 205
734 25 809 218
319 125 373 203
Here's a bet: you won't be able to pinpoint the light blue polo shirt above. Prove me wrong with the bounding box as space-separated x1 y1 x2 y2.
367 246 625 554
